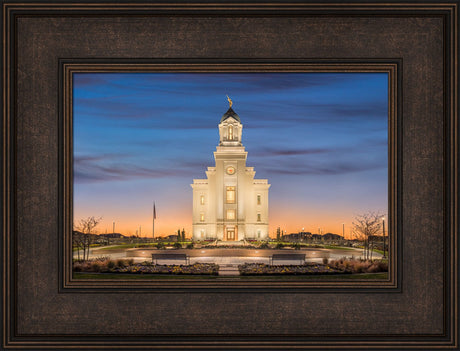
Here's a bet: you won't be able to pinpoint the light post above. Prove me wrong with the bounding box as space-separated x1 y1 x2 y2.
342 223 345 238
382 217 386 259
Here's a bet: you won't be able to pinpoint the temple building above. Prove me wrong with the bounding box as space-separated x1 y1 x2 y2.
191 99 270 241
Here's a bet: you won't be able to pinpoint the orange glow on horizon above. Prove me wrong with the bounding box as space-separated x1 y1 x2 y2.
74 207 381 240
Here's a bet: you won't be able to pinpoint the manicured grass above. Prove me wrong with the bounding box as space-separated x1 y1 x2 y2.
372 249 386 255
98 244 156 250
321 245 355 250
97 242 193 250
239 272 388 280
73 272 220 279
73 272 388 280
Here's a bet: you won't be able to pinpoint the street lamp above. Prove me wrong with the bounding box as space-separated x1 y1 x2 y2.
382 217 386 259
342 223 345 239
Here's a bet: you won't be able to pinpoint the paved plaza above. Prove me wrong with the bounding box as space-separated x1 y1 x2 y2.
76 246 382 266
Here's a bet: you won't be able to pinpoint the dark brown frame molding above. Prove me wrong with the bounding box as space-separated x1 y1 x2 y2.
2 1 458 350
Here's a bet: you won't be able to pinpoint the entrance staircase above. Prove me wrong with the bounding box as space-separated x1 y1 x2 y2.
216 240 245 247
218 264 240 276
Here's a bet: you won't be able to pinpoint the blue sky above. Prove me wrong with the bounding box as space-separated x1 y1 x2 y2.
73 72 388 237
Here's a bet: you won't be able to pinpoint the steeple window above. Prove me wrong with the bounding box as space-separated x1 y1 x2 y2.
228 125 233 140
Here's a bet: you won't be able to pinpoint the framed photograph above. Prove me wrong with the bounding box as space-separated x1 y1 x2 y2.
2 1 458 350
66 64 396 289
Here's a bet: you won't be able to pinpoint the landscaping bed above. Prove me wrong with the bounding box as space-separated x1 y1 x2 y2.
238 263 344 275
238 259 388 276
73 258 219 275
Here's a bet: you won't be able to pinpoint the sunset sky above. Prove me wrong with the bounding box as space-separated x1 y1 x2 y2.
73 72 388 238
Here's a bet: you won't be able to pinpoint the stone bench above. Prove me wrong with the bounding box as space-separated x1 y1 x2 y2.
151 253 190 265
269 253 306 265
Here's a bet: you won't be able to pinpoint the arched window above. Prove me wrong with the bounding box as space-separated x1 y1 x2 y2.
226 186 236 203
228 125 233 140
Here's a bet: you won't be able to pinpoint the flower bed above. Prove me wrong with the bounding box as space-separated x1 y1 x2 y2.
238 263 343 275
73 259 219 275
238 259 388 276
112 263 219 275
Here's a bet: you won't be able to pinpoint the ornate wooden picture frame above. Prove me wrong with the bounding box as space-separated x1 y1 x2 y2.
2 1 458 350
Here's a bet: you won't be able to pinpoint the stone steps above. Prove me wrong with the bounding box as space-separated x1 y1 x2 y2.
218 264 240 276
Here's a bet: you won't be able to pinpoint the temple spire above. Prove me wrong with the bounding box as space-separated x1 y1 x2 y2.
226 95 233 108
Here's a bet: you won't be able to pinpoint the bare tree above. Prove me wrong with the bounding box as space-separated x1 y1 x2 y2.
72 231 83 260
73 216 102 260
352 212 383 260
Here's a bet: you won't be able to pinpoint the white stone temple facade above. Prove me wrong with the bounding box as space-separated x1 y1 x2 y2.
191 101 270 241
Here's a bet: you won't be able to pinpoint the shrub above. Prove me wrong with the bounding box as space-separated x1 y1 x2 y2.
259 242 270 249
322 257 329 264
116 259 127 268
107 260 115 269
367 263 381 273
91 262 101 272
355 263 365 273
173 242 182 249
156 242 165 249
73 262 82 272
275 243 284 249
292 243 301 250
127 258 134 265
186 243 194 249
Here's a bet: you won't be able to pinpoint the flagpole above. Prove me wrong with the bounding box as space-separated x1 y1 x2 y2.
152 201 155 241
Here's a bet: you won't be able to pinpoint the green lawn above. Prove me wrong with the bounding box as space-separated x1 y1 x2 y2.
73 272 388 280
97 243 156 250
73 273 220 279
321 245 355 250
97 242 193 250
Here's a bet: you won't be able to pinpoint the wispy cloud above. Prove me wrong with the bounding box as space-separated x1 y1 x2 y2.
251 147 330 157
74 154 182 183
262 162 385 176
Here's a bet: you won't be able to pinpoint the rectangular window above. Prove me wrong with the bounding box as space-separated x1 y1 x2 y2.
228 126 233 140
226 209 236 220
200 213 205 222
257 194 261 205
257 213 261 222
226 186 236 203
257 230 261 238
200 195 205 205
200 229 205 239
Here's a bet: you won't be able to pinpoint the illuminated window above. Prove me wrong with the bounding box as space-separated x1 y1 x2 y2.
200 229 205 238
200 213 205 222
200 195 205 205
257 230 261 238
257 194 261 205
228 125 233 140
226 209 236 220
257 213 261 222
226 186 235 203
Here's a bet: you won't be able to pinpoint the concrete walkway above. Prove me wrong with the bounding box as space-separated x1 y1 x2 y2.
76 247 382 266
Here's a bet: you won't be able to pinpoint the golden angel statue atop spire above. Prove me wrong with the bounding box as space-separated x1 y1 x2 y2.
226 95 233 108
